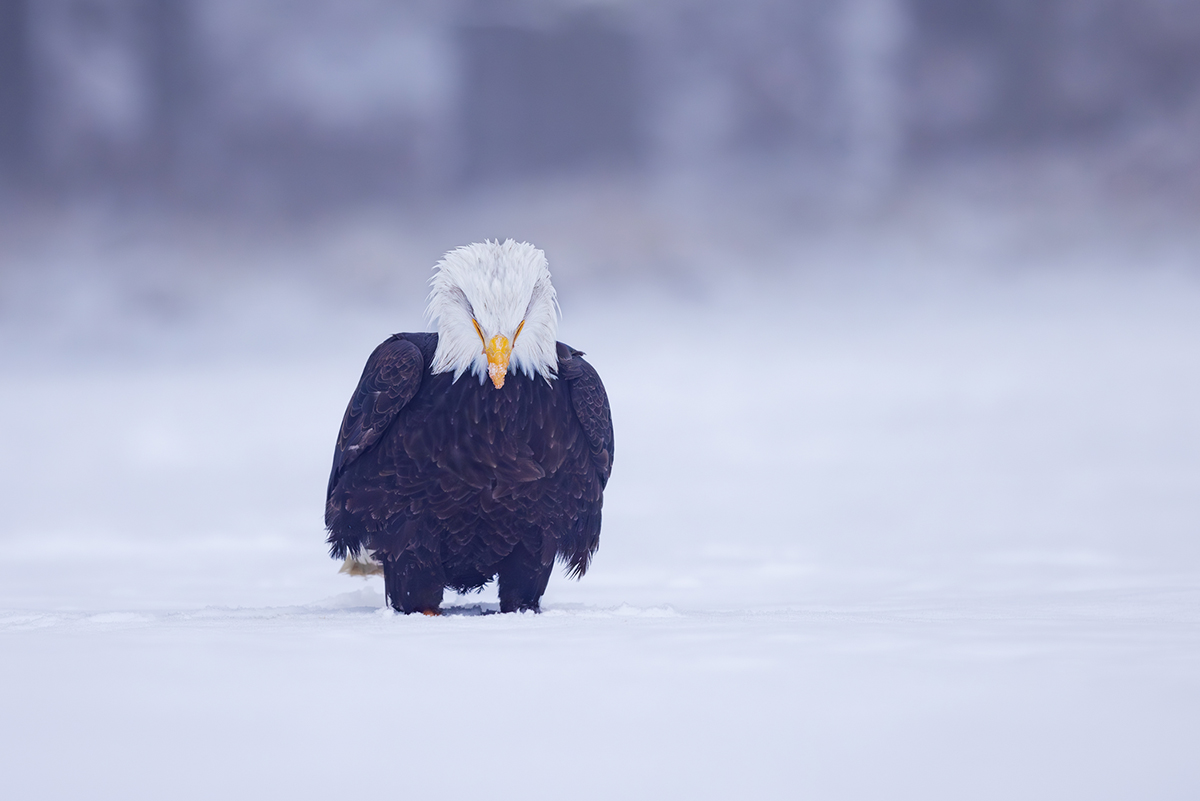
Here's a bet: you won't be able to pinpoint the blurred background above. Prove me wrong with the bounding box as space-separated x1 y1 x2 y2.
3 0 1200 203
1 0 1199 609
3 0 1200 208
1 0 1198 339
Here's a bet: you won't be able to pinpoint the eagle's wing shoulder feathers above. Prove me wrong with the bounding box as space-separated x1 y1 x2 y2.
557 342 614 488
326 335 428 500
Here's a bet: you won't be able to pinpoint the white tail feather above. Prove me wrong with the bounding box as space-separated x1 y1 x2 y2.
339 550 383 577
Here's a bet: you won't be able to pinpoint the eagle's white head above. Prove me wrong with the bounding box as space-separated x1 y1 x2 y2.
426 240 560 388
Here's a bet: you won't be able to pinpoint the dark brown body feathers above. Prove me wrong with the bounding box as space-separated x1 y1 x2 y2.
325 333 613 613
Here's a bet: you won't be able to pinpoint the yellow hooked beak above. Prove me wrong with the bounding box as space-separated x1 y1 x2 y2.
474 320 522 389
484 334 511 388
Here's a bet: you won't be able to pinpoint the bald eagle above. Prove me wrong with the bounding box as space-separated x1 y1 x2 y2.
325 241 614 614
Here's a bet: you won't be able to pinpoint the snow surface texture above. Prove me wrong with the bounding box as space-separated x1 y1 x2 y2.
2 181 1200 800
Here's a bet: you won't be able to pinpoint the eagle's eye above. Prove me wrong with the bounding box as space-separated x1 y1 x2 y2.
472 319 486 347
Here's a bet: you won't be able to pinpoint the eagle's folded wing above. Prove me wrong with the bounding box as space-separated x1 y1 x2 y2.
559 344 614 488
326 336 425 502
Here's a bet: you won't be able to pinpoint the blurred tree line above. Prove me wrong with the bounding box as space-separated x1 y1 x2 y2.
1 0 1198 209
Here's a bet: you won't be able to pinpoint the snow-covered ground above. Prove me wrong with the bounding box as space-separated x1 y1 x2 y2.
2 181 1199 799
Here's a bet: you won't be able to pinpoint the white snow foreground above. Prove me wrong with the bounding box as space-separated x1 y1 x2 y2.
2 559 1198 801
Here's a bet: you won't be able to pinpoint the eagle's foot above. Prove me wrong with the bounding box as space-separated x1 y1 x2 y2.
381 553 445 615
497 545 553 614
